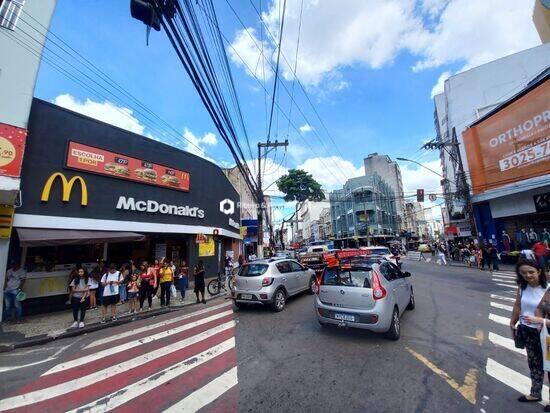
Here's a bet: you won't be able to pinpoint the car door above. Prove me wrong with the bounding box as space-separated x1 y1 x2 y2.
275 261 294 293
379 262 400 307
388 263 409 313
290 261 309 292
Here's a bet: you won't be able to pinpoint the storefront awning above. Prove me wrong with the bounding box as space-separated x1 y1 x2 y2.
17 228 146 247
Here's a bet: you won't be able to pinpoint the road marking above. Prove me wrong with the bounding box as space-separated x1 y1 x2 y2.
486 358 548 405
496 283 517 289
490 302 513 312
490 294 516 303
163 366 238 413
492 273 515 279
488 332 525 356
0 321 235 411
465 330 484 346
492 271 515 276
0 344 71 373
492 277 515 284
66 338 236 413
406 347 477 404
45 309 233 375
85 301 232 349
489 313 510 326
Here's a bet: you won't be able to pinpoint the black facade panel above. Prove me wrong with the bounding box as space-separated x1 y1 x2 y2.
17 99 240 233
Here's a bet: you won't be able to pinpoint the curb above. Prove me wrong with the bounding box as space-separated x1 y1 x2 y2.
0 293 229 353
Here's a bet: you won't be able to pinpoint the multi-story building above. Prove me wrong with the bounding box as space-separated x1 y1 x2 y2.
533 0 550 43
318 207 332 240
364 153 404 230
433 43 550 237
299 197 330 243
330 174 397 246
403 202 428 239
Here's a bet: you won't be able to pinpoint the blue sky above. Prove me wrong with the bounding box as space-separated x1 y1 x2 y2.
31 0 541 220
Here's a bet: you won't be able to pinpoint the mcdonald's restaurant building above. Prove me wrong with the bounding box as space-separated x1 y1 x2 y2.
7 99 241 313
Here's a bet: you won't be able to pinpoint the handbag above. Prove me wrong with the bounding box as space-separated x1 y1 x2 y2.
541 323 550 371
170 284 177 298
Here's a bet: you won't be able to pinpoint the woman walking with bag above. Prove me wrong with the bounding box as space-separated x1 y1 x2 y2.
510 259 548 407
159 260 174 307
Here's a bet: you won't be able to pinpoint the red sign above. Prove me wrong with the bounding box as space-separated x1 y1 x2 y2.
0 123 27 178
66 141 190 191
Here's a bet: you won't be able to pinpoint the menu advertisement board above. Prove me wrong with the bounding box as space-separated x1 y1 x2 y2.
66 141 190 191
0 123 27 178
463 79 550 195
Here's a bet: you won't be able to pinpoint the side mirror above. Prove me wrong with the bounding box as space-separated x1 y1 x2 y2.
403 271 412 278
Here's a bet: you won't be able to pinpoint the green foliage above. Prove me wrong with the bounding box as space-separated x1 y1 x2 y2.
276 169 325 203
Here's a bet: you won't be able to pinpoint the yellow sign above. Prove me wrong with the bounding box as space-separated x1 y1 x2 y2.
41 172 88 206
0 205 15 238
240 226 247 237
0 136 16 167
198 237 215 257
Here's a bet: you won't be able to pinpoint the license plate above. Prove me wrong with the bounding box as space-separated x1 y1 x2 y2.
334 313 355 322
240 294 252 300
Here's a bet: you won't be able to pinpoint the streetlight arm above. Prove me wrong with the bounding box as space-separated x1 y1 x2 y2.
396 157 444 178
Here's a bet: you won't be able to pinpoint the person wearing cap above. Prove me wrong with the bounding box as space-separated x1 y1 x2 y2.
3 261 26 322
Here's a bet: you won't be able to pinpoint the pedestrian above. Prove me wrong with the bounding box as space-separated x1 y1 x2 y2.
3 261 26 322
487 243 500 271
119 263 130 304
437 243 447 266
224 255 233 277
533 240 549 271
194 260 206 304
159 260 174 307
151 259 161 298
88 267 99 310
481 245 490 270
139 262 155 311
178 260 189 303
100 263 123 323
238 254 244 268
126 273 139 314
69 267 91 328
510 259 548 407
522 247 537 261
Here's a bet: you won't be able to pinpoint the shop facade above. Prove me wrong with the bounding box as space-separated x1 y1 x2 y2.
9 99 241 313
462 71 550 254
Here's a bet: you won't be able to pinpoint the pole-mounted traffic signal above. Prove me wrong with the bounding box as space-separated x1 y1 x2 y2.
130 0 161 31
417 189 424 203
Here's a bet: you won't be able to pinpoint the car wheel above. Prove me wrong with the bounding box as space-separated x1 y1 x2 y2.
271 289 286 312
307 276 316 295
407 288 415 310
385 307 400 340
233 300 245 310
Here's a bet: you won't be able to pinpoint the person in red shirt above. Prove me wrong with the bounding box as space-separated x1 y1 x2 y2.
533 241 549 272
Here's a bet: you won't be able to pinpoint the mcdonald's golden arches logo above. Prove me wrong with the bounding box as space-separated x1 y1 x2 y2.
41 172 88 206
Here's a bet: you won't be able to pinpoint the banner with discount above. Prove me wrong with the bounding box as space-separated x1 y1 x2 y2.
0 123 27 178
66 141 190 191
463 79 549 195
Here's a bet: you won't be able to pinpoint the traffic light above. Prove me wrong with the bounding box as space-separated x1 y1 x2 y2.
130 0 161 31
417 189 424 202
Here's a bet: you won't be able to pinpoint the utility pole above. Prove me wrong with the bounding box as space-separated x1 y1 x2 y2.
257 139 288 258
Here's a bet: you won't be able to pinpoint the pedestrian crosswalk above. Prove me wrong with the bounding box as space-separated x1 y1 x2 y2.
0 301 238 413
484 270 549 406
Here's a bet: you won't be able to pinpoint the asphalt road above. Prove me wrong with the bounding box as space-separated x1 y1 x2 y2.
0 260 537 412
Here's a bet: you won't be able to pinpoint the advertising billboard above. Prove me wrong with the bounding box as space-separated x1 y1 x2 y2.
463 79 549 195
0 122 27 178
66 141 190 191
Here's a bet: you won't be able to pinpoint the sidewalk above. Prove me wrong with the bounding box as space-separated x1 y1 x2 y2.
404 253 516 272
0 276 229 352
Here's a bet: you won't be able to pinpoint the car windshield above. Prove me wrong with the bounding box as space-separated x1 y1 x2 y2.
239 264 268 277
370 248 390 255
322 268 372 288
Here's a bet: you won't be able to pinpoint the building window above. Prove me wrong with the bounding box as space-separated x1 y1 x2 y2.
0 0 25 30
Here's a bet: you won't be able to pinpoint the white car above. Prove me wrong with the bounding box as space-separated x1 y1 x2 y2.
360 246 399 266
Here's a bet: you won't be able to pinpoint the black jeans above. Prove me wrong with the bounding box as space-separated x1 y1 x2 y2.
139 283 153 309
160 282 172 306
524 325 550 398
71 297 89 322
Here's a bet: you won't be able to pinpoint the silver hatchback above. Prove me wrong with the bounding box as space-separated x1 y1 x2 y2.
314 259 414 340
232 258 317 311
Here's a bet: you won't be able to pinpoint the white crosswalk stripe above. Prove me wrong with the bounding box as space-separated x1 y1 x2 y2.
490 294 516 303
490 302 513 312
489 313 510 326
488 332 525 355
491 277 515 284
496 283 517 289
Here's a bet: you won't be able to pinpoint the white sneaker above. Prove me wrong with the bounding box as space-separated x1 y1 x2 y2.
78 322 85 328
71 321 78 328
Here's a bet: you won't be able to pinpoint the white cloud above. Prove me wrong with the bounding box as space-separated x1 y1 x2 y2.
230 0 540 91
299 123 312 133
430 70 451 98
245 158 289 195
228 28 273 82
182 128 218 160
52 94 145 135
298 156 363 190
399 159 442 195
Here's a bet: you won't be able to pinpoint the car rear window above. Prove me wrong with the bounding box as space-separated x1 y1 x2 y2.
322 268 372 288
370 248 390 255
239 264 268 277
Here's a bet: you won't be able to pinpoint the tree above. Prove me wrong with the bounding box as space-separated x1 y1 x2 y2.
276 169 325 249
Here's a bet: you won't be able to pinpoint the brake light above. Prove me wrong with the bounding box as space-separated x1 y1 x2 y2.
262 277 274 287
315 274 322 295
371 269 387 300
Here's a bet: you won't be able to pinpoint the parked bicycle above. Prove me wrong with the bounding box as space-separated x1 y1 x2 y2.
207 272 235 296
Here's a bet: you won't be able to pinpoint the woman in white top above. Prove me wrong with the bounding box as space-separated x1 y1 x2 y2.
510 259 548 406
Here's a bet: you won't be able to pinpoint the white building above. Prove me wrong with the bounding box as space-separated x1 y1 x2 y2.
300 197 330 243
433 43 550 236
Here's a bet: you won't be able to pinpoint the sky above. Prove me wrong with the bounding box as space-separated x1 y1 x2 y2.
30 0 542 223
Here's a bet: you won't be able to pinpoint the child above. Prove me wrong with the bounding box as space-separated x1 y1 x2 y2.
127 273 139 314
